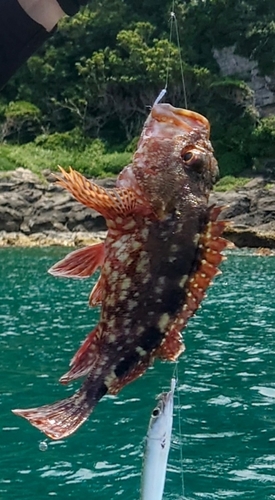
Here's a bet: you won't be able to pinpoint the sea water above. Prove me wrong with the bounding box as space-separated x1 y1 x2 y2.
1 248 275 499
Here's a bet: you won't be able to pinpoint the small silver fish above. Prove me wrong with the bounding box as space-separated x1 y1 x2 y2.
141 378 176 500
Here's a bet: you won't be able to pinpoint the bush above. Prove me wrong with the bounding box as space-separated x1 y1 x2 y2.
0 142 132 177
96 151 132 176
214 175 248 192
0 101 42 143
34 128 92 151
217 151 247 177
0 145 17 170
249 116 275 160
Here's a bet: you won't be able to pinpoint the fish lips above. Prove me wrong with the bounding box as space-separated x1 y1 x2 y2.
147 103 210 139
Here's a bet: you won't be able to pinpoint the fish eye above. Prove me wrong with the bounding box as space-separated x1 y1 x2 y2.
182 151 193 163
152 407 160 417
181 148 205 173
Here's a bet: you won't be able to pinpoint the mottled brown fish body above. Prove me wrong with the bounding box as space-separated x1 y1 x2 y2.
13 104 228 440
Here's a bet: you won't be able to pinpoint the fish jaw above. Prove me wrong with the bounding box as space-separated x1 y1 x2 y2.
144 103 210 140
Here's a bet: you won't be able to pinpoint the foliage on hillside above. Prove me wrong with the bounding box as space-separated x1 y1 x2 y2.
1 0 275 178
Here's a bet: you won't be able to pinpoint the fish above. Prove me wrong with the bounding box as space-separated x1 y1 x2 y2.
13 103 229 440
141 378 175 500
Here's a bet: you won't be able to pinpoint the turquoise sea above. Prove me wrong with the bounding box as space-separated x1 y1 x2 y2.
1 248 275 500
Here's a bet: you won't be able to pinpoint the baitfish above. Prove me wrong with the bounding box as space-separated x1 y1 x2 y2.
141 378 176 500
13 103 229 439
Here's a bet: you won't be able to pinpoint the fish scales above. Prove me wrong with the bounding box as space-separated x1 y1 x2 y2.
13 103 229 439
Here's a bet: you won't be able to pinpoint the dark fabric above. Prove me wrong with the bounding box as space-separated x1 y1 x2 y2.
0 0 55 88
57 0 89 16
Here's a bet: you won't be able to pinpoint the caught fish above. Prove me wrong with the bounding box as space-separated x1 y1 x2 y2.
13 103 229 439
141 378 175 500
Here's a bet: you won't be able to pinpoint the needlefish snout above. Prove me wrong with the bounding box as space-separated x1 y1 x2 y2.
141 378 176 500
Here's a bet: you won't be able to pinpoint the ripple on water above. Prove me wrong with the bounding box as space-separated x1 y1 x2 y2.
1 249 275 500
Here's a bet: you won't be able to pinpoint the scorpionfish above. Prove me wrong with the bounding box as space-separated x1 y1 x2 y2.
13 103 229 439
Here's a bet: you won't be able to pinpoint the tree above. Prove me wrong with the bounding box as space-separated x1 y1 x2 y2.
1 0 274 176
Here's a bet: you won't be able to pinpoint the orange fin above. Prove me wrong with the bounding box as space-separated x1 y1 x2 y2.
12 381 107 440
172 206 230 333
56 167 139 219
156 328 185 361
12 390 91 440
89 275 104 306
48 243 105 278
60 326 102 384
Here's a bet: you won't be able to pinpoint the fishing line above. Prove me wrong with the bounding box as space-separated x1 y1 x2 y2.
172 9 188 110
153 2 188 109
172 361 186 499
152 3 174 107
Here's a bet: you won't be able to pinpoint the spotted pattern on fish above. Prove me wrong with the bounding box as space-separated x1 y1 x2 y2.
13 103 229 440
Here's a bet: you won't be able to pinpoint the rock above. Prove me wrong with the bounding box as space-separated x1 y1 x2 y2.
0 167 275 248
210 185 275 247
224 225 275 249
0 207 23 232
213 45 275 116
210 190 251 219
243 177 266 190
0 168 108 239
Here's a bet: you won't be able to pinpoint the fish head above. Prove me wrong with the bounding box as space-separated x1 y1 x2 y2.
148 388 174 440
130 103 219 217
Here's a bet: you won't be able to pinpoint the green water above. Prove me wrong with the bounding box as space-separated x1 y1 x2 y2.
1 248 275 500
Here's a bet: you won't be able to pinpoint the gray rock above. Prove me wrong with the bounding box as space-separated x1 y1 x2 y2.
243 177 266 190
0 168 275 248
0 206 23 231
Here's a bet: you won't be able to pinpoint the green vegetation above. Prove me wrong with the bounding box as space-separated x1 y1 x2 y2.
0 0 275 179
0 140 131 177
214 175 249 192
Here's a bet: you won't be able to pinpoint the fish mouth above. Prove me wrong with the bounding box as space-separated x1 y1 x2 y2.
150 103 210 138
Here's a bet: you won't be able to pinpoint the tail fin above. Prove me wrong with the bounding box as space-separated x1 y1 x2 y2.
12 381 108 439
12 390 91 440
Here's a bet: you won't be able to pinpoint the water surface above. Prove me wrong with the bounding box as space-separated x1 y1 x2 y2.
1 248 275 499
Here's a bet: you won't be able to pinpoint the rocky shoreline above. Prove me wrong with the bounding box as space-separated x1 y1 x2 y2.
1 168 275 249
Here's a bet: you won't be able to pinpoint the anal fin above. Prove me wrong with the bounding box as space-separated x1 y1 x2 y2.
60 326 102 384
89 275 104 306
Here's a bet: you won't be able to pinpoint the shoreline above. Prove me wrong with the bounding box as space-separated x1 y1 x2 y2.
0 230 105 248
1 227 275 252
1 168 275 250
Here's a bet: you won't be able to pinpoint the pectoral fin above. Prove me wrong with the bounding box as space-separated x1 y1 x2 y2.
48 242 105 278
56 167 140 219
